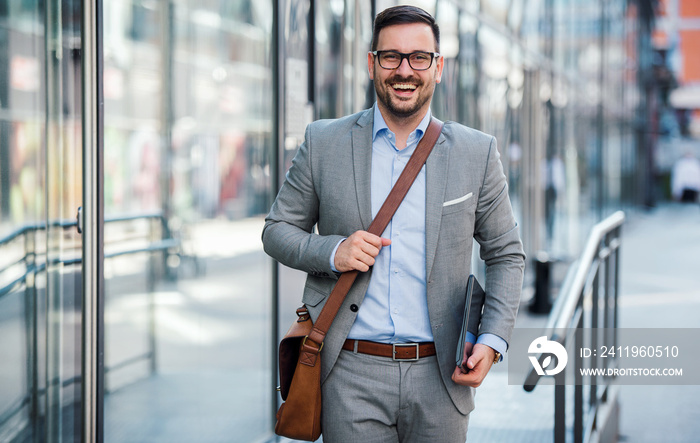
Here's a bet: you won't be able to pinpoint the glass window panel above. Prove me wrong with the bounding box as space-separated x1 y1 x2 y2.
102 1 275 441
356 0 374 110
343 0 355 116
1 1 83 441
0 289 29 439
430 1 458 121
316 0 343 119
45 0 84 440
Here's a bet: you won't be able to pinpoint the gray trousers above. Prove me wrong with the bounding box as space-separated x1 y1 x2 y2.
321 349 470 443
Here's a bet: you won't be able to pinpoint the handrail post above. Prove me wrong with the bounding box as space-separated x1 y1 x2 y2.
574 311 584 443
613 227 621 362
554 374 566 442
604 232 612 346
590 269 599 406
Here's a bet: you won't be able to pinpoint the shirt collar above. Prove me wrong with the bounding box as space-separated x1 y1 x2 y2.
372 103 432 142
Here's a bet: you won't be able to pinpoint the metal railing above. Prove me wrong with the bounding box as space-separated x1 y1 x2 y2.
0 214 179 297
523 211 625 443
0 213 182 437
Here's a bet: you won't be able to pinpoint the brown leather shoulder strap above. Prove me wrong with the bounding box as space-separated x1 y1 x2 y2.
305 117 443 351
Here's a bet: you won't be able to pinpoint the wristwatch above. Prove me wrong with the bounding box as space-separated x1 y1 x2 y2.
492 351 502 364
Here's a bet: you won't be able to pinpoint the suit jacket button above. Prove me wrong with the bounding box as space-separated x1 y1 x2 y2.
350 304 359 312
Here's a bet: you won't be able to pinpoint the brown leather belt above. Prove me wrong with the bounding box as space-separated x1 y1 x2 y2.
342 339 436 361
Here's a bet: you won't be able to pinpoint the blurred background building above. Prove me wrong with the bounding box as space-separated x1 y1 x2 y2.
0 0 691 442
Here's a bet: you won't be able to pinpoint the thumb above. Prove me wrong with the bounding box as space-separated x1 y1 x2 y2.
466 347 484 369
381 237 392 246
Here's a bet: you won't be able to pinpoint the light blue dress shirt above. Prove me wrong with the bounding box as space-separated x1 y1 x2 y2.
331 104 506 358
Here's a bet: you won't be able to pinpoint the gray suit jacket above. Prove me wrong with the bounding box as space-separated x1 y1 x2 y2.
262 108 525 414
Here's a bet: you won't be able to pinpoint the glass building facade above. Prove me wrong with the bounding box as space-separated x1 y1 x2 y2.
0 0 656 442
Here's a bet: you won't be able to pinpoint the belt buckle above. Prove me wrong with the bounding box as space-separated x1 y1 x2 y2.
392 343 420 361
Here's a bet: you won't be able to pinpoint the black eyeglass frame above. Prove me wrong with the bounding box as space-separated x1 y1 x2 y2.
371 50 441 71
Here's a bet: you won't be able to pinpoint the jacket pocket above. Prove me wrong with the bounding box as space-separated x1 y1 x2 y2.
442 192 476 215
302 283 328 307
443 192 473 207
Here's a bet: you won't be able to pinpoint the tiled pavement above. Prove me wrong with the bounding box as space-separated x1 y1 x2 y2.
102 204 700 442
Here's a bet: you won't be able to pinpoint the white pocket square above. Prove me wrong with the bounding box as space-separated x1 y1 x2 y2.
443 192 473 207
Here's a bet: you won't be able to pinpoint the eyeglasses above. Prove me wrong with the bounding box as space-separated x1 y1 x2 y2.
371 50 440 71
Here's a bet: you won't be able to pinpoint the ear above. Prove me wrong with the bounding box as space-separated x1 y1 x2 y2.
435 55 444 84
367 51 375 80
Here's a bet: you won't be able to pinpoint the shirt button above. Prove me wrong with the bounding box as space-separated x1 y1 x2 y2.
350 304 359 312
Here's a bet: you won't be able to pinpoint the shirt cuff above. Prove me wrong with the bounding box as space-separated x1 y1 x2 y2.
465 332 477 344
465 332 506 361
329 238 346 273
476 333 507 362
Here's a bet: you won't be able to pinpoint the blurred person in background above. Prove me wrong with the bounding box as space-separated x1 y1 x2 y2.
671 151 700 203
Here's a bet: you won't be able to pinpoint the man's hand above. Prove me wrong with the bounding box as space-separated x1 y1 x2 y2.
451 343 496 388
334 231 391 273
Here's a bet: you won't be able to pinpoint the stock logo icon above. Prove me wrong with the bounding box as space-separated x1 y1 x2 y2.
528 336 568 376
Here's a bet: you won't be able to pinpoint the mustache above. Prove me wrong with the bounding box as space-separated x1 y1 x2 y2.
387 75 423 86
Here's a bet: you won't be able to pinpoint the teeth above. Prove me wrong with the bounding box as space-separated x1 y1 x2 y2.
393 84 417 90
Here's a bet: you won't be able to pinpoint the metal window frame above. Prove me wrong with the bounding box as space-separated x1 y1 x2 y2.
81 0 105 441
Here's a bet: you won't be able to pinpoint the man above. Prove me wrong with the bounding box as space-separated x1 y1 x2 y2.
263 5 525 442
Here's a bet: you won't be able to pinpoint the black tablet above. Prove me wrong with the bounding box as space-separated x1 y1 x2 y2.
455 275 484 369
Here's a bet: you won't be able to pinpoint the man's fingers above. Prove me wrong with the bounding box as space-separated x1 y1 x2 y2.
452 360 488 387
359 236 391 257
353 232 390 252
452 366 487 387
358 240 381 258
468 344 495 369
334 231 391 272
350 258 371 273
452 344 495 387
353 230 380 244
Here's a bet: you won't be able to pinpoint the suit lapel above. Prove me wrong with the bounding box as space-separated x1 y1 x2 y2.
351 109 447 271
425 130 449 279
352 109 374 230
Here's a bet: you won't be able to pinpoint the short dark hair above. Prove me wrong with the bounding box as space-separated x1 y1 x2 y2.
371 5 440 52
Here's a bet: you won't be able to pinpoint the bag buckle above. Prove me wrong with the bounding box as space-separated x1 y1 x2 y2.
392 343 420 361
302 335 324 352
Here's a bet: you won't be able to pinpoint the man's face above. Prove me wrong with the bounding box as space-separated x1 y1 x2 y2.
368 22 443 120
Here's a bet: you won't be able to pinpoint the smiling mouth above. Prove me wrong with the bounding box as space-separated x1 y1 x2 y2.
391 83 418 91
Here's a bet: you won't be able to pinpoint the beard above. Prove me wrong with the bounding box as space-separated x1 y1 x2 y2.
374 73 435 119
